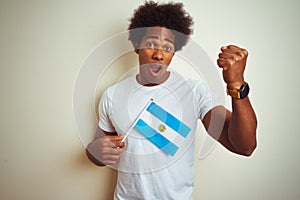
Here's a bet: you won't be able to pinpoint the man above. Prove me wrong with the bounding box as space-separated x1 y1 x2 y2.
86 1 257 199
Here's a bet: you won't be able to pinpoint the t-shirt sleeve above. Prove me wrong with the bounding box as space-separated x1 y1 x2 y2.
194 80 223 120
98 89 116 132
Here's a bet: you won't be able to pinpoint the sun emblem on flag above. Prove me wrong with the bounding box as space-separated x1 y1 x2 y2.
158 124 166 133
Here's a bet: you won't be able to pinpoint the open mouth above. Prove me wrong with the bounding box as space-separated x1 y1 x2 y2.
149 65 162 74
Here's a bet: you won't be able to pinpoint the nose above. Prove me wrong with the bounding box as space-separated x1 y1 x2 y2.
152 48 164 61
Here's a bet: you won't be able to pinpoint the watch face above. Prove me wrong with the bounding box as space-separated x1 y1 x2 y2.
239 83 250 99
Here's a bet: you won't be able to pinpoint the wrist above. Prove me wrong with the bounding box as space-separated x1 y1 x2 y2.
227 82 250 99
227 81 246 90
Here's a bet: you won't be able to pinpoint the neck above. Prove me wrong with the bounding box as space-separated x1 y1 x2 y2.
143 83 159 87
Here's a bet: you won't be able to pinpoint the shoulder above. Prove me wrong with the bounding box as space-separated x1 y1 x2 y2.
103 75 136 96
168 70 206 89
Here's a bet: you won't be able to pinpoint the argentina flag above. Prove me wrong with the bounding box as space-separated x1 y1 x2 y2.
133 99 191 156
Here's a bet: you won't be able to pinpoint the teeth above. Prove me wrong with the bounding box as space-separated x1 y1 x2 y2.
153 66 161 73
148 64 162 74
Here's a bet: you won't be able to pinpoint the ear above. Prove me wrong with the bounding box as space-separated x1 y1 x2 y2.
133 42 139 54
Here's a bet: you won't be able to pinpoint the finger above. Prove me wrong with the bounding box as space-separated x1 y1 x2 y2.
101 154 121 165
240 48 248 57
101 140 125 149
225 45 246 53
114 140 126 148
221 45 239 52
108 135 126 148
223 45 248 57
105 135 125 141
221 48 239 56
218 52 236 60
100 135 124 145
224 53 242 62
217 58 233 70
109 141 126 149
102 146 125 155
220 45 241 52
220 46 228 51
102 160 117 166
217 58 226 68
227 45 240 50
219 50 246 63
229 48 248 59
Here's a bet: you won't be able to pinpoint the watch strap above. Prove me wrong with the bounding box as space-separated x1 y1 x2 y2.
227 88 241 99
226 83 249 99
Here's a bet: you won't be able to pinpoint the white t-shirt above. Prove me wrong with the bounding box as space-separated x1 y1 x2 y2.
99 71 219 200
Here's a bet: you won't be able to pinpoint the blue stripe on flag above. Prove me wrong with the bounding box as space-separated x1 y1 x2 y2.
135 119 179 156
146 102 191 138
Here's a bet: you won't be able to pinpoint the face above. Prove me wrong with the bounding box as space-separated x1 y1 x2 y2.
136 27 175 86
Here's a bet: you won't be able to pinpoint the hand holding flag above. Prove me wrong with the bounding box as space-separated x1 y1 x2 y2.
87 134 126 166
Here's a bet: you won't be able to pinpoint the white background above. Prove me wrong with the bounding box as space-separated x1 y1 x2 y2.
0 0 299 199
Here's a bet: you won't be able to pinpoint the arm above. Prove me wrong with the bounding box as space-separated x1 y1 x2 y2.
86 127 125 166
202 45 257 156
203 100 257 156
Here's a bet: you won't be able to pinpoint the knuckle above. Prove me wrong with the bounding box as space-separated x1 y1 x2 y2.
240 48 248 56
115 148 122 155
118 148 125 154
101 141 110 148
233 55 239 61
113 154 120 160
102 148 111 154
229 60 234 66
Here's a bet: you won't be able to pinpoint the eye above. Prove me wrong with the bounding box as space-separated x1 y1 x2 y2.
146 42 155 48
163 46 173 52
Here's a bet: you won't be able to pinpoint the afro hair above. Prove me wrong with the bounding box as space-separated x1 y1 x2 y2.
128 1 194 51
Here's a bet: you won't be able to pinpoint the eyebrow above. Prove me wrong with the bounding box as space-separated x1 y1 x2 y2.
145 36 174 45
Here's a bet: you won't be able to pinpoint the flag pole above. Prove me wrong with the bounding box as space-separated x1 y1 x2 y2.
121 98 154 142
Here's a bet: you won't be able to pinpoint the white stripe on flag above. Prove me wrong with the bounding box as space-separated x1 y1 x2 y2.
139 111 179 146
132 100 191 156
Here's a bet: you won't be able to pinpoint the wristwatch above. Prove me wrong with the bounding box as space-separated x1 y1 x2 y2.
227 83 250 99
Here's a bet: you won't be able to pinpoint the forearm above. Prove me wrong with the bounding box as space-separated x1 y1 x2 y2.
228 97 257 155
